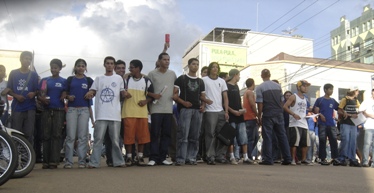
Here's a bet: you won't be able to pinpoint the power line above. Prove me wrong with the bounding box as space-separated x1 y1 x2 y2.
282 49 372 88
260 0 306 33
278 41 371 87
247 1 341 58
294 0 340 29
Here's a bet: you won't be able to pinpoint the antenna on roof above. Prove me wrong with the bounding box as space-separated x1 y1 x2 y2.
282 27 297 35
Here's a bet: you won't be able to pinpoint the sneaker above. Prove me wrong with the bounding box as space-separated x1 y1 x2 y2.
147 160 156 166
301 160 314 166
78 164 86 169
64 164 72 169
125 157 134 167
190 161 197 165
243 159 256 165
162 160 173 166
87 165 96 169
273 159 281 164
291 160 296 166
230 158 238 165
321 159 331 166
340 160 348 166
207 160 216 165
196 158 204 163
296 161 301 165
175 161 184 166
186 160 197 165
362 163 369 167
331 159 341 166
259 161 273 165
349 161 361 167
49 165 58 169
216 158 228 164
281 161 291 165
137 157 147 166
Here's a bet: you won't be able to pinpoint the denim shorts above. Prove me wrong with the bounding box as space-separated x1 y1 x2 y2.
230 122 248 145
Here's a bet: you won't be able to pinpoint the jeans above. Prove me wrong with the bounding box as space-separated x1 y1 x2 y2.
232 122 247 159
176 108 202 163
306 131 319 162
41 109 65 166
105 120 124 164
150 114 172 163
338 124 357 162
89 120 124 167
168 115 178 162
12 110 36 145
34 110 43 160
204 111 227 161
261 114 291 163
65 107 89 166
246 120 259 159
362 129 374 165
318 125 339 160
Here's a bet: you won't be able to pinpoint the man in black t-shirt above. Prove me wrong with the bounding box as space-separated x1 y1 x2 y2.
173 58 209 165
226 69 255 165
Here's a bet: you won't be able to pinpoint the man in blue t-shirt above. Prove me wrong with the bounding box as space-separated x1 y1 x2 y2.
313 83 340 166
5 51 39 144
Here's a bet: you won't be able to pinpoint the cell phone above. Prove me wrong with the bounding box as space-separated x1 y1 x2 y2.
165 34 170 43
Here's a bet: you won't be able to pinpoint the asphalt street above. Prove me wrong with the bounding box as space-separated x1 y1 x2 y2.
1 158 374 193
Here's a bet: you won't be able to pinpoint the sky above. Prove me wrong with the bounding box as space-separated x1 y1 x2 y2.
0 0 372 79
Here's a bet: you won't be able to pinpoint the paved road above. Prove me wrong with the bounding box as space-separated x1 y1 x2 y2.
1 159 374 193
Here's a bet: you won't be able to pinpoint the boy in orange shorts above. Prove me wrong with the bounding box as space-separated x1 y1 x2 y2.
122 59 154 166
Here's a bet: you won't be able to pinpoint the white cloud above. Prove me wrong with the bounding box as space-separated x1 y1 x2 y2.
0 0 202 78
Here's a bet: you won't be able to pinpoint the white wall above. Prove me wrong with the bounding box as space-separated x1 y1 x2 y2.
244 32 313 64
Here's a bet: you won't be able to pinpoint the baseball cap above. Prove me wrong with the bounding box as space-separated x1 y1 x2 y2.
349 86 359 92
227 69 240 81
297 80 311 87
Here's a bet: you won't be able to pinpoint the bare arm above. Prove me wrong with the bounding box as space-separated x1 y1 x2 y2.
363 110 374 119
84 90 96 100
283 95 300 120
173 87 192 108
247 90 258 117
89 106 95 127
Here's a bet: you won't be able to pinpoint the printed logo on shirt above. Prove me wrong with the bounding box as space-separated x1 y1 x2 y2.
329 103 333 108
17 79 29 91
345 104 357 113
55 83 62 87
187 80 199 92
82 83 88 89
111 82 117 87
296 101 307 113
100 86 115 104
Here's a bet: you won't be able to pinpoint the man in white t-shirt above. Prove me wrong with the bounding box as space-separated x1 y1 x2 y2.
359 89 374 167
86 56 128 168
202 62 229 165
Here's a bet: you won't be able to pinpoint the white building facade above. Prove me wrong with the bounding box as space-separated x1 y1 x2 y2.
182 27 313 75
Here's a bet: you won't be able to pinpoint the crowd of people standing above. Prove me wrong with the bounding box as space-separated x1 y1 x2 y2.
1 49 373 170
